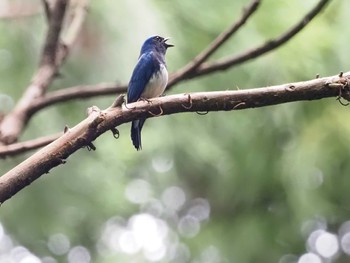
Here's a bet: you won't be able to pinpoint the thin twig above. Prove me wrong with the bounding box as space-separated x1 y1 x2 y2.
169 0 261 84
30 83 127 114
169 0 331 84
0 71 349 159
41 0 51 23
57 0 89 63
0 133 62 158
186 0 331 78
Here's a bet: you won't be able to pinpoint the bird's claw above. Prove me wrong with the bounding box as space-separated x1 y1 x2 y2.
140 97 153 104
330 73 350 106
148 105 163 116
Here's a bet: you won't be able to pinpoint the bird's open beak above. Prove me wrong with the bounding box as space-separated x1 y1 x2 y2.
163 38 174 48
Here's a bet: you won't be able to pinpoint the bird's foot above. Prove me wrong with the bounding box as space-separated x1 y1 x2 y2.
148 105 163 116
139 97 153 104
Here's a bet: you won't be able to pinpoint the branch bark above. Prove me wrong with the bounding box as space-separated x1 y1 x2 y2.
0 71 349 202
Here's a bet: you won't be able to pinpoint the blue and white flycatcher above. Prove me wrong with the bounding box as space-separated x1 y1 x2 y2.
127 36 173 150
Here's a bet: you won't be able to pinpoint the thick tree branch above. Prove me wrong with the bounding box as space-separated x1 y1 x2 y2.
0 71 349 202
0 0 89 145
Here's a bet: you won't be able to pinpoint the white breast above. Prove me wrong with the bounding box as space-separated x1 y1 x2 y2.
141 64 168 99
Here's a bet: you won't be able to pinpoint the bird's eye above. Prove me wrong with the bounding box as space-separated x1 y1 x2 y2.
155 36 162 42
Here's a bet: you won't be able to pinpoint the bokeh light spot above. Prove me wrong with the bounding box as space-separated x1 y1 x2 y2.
125 179 153 204
186 198 210 222
161 186 186 211
143 243 166 262
47 233 70 256
10 246 40 263
198 246 221 263
152 155 174 173
178 215 200 238
98 216 126 254
339 220 350 238
307 229 325 253
298 253 322 263
67 246 91 263
340 232 350 255
118 230 140 254
0 223 4 241
315 232 339 258
129 213 168 253
0 234 13 254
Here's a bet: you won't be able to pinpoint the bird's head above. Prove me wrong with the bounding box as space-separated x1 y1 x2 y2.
141 35 174 55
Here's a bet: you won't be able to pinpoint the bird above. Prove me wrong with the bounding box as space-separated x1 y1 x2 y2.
127 35 173 150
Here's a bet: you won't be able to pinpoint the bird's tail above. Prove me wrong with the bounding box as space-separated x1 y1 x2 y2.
131 119 146 151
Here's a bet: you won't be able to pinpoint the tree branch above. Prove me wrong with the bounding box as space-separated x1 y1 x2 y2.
29 83 127 115
169 0 261 84
170 0 331 81
2 0 329 118
40 0 67 66
0 0 89 145
0 71 349 202
0 132 62 158
41 0 51 22
0 0 329 146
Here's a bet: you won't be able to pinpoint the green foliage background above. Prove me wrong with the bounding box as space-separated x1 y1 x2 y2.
1 0 350 262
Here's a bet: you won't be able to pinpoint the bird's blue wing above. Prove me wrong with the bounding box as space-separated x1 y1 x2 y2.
127 53 159 103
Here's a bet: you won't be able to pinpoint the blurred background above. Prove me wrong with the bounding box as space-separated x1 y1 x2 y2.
1 0 350 262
